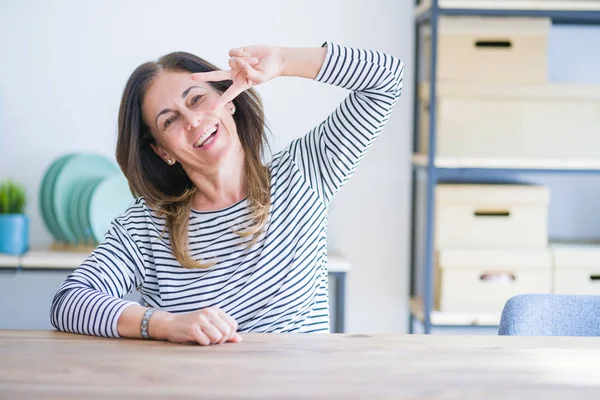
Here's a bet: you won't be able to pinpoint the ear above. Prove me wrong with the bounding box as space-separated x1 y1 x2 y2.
227 101 236 115
151 143 175 165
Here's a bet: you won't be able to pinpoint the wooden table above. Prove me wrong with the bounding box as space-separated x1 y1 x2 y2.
2 331 600 399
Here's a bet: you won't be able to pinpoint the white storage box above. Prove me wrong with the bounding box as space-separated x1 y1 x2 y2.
419 82 600 160
423 16 550 84
435 248 553 313
552 243 600 295
436 184 549 249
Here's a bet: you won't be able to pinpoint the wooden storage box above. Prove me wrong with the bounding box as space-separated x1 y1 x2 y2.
552 243 600 295
436 184 549 249
435 248 553 313
419 82 600 160
423 16 550 84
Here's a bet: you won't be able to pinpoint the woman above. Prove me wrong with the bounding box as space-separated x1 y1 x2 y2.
50 41 404 345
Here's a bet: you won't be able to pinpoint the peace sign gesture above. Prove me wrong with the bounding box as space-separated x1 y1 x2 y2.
192 45 285 110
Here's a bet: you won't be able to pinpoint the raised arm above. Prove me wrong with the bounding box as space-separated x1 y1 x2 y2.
191 42 403 208
286 41 404 206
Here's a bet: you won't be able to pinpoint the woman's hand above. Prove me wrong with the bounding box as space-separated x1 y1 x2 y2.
192 45 285 110
155 306 242 346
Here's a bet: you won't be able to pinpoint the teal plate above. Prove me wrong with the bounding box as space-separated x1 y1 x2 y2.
77 177 104 245
39 154 75 243
52 154 120 244
66 178 93 245
88 174 134 244
39 156 62 240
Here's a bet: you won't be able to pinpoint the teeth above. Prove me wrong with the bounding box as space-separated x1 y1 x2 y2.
194 125 217 147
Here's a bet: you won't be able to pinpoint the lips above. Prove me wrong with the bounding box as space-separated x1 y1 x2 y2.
193 124 218 148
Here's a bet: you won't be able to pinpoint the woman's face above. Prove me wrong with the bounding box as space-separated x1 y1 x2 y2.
142 70 240 171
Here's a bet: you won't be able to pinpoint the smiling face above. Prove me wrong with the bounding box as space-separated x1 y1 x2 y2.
141 70 241 172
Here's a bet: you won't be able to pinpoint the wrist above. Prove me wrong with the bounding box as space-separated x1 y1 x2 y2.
147 310 174 340
279 46 327 79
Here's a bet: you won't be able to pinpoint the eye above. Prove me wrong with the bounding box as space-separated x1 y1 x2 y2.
163 115 177 130
191 94 204 105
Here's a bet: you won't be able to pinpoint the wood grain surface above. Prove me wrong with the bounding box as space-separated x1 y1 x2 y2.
1 330 600 399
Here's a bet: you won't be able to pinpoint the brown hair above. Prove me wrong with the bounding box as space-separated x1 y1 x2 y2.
116 51 271 269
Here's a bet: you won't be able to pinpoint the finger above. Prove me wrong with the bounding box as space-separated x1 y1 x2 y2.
228 56 258 70
209 316 232 345
238 59 263 82
212 83 246 111
193 326 211 346
191 69 232 82
199 318 223 344
227 333 242 343
229 47 251 57
217 309 239 337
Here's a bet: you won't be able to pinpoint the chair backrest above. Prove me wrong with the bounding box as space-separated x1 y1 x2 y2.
498 293 600 336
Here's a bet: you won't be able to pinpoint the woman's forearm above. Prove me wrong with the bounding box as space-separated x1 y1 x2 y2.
117 304 241 345
117 303 172 339
279 46 327 80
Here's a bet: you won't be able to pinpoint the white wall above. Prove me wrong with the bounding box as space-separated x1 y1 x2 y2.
0 0 414 333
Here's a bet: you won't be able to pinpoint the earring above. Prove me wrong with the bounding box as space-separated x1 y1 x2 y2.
167 158 174 165
230 105 235 115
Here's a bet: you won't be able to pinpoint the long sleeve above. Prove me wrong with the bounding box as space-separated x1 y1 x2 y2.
49 220 145 338
286 41 404 207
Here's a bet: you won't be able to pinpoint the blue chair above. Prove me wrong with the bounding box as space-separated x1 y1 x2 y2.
498 293 600 336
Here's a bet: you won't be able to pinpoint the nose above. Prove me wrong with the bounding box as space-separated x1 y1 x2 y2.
183 110 203 131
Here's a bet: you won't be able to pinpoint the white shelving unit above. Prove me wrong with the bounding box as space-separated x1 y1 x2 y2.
410 0 600 334
412 154 600 171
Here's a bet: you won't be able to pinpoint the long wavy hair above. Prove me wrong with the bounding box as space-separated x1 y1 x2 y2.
116 51 271 269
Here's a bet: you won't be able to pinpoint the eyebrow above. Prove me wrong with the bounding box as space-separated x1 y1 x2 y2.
154 85 205 128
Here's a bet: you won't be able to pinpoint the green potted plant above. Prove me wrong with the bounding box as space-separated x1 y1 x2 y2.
0 180 28 255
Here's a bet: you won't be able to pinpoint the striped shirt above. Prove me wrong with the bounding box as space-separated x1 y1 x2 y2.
50 41 404 338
